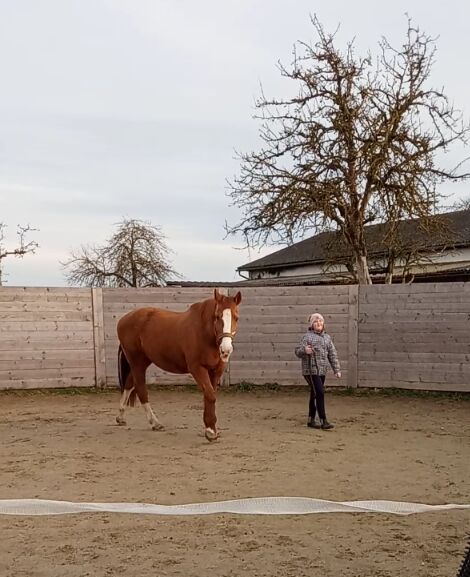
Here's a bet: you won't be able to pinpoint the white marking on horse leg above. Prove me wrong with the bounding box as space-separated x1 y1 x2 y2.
143 403 164 431
116 387 134 425
219 308 233 361
205 427 219 441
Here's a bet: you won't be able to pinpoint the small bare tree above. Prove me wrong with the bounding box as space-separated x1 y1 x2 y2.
0 223 39 286
227 17 470 284
62 218 181 287
453 196 470 210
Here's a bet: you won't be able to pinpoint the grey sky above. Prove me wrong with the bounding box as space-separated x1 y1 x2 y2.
0 0 469 286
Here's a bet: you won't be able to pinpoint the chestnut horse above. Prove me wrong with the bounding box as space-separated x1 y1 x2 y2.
116 289 242 441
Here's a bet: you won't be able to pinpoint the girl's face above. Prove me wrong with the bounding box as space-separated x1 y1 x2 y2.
312 319 324 332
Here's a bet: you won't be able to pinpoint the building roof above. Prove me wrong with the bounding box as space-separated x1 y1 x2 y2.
237 209 470 273
167 265 470 288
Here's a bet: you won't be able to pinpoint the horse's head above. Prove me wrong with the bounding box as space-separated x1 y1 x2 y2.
213 288 242 362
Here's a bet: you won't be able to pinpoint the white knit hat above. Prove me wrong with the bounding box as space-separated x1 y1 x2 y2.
308 313 324 326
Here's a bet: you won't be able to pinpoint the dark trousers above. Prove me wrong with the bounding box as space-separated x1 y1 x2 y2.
303 374 326 420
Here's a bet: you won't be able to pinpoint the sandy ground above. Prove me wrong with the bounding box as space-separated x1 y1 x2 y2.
0 387 469 577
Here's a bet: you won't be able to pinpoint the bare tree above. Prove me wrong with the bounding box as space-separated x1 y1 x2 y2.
0 223 39 285
62 218 181 287
227 17 470 284
453 196 470 210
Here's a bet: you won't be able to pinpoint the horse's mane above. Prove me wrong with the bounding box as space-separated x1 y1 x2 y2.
188 298 217 340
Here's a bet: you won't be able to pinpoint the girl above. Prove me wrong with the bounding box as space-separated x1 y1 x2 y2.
295 312 341 429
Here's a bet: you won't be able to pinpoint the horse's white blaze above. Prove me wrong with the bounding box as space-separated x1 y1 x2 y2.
219 308 233 361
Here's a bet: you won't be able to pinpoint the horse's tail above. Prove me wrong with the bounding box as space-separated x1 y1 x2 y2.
117 344 129 394
457 532 470 577
118 344 138 406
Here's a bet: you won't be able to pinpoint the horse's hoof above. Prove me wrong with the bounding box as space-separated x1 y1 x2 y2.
205 428 219 442
152 423 165 431
116 417 127 426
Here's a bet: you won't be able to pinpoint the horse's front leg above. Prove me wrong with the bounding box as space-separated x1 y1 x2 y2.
209 362 227 391
190 366 218 442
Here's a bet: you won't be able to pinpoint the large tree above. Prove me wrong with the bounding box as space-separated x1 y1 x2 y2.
0 223 39 286
227 17 470 284
62 218 180 287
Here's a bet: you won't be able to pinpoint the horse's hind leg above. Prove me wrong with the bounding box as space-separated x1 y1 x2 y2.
116 346 135 426
132 362 164 431
116 374 134 426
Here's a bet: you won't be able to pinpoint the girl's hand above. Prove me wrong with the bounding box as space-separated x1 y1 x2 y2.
304 345 313 355
335 372 342 378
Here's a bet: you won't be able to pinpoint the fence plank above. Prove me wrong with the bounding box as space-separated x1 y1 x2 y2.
347 285 359 388
0 377 92 389
91 288 106 389
0 349 95 362
358 380 470 392
0 367 94 380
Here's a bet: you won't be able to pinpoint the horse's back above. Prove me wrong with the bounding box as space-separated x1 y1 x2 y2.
117 306 186 340
117 306 190 372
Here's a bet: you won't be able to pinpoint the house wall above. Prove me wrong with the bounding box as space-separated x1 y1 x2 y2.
369 246 470 277
1 284 469 392
247 247 470 281
249 262 326 280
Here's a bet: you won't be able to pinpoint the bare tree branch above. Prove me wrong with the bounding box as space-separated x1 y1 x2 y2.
453 195 470 211
0 223 39 285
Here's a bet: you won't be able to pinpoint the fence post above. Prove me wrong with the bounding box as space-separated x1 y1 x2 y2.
347 285 359 388
91 288 106 389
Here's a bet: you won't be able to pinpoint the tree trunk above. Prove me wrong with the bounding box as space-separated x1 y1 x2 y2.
384 252 395 284
355 254 372 285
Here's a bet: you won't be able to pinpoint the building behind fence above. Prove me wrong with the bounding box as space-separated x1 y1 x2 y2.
1 283 469 392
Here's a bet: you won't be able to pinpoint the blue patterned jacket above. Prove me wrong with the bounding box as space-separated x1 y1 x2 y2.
295 329 341 376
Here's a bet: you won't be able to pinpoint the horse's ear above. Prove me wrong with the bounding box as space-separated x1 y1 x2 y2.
214 288 221 301
234 291 242 305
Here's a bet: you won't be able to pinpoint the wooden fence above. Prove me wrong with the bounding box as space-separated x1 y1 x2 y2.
358 283 470 392
1 283 469 392
0 287 95 389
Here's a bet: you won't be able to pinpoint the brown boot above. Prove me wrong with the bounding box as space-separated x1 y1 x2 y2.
307 418 321 429
321 419 334 430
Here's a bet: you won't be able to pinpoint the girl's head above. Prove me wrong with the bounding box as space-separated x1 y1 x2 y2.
308 312 325 333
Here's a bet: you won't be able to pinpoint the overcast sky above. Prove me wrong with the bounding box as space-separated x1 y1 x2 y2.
0 0 469 286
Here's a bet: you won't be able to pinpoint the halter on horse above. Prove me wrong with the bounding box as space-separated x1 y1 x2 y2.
116 289 242 441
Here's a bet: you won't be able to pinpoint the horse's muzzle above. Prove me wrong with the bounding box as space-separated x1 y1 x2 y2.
219 336 233 362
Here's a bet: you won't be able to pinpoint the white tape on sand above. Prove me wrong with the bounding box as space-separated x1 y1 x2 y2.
0 497 469 516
